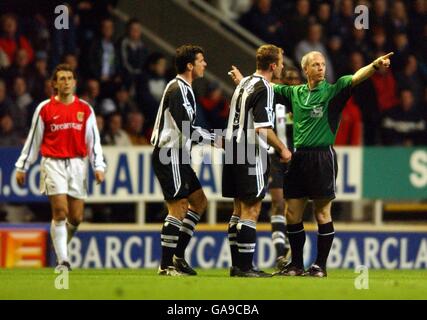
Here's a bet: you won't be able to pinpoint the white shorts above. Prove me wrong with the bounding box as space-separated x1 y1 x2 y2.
40 157 88 199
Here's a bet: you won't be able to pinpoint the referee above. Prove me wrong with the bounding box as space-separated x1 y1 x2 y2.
273 51 393 277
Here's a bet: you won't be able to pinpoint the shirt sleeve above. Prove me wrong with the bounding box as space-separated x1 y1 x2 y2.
332 75 353 96
15 102 45 172
85 107 107 172
252 84 274 129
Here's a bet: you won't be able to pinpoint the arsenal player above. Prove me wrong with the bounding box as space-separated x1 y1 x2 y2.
15 64 106 270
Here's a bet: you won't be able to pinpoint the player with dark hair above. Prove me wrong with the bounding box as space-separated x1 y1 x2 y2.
15 63 106 270
151 45 220 276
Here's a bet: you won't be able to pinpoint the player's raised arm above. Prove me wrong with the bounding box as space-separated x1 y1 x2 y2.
351 52 393 87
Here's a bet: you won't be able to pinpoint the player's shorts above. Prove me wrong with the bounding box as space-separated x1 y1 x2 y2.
268 153 288 189
152 147 202 201
40 157 88 199
283 146 338 200
222 145 270 201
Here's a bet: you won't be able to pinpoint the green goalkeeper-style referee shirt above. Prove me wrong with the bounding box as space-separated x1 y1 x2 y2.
273 75 353 148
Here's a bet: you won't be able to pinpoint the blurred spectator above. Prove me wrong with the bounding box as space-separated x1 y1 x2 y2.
331 0 355 42
368 26 391 60
0 47 10 69
43 79 54 99
335 96 363 146
396 54 425 108
346 28 370 59
371 51 399 113
408 0 427 59
239 0 285 47
81 78 101 112
104 112 132 146
87 17 119 96
9 76 34 134
316 2 333 37
0 79 13 115
96 114 107 145
139 52 168 127
370 0 392 32
348 51 381 145
390 0 409 34
118 18 148 93
3 48 31 86
381 89 426 146
295 23 335 82
198 82 229 130
327 35 347 78
99 84 138 117
392 31 411 71
31 51 49 102
0 113 21 146
50 4 77 69
284 0 311 51
0 13 34 65
212 0 252 21
125 111 149 145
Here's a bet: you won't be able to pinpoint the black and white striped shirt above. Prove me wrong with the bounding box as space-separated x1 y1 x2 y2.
151 76 215 153
225 74 274 149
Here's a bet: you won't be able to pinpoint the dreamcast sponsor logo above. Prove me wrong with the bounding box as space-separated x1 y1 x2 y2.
50 123 83 132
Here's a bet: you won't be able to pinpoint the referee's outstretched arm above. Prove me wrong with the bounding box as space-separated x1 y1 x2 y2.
351 52 393 87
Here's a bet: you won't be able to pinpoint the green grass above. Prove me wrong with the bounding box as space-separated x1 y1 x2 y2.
0 269 425 300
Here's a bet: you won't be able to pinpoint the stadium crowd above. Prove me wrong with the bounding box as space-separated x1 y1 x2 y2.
0 1 426 149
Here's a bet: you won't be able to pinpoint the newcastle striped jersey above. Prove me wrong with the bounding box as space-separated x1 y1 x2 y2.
151 76 215 152
225 74 274 149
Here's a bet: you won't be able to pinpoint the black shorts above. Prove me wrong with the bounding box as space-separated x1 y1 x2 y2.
283 146 338 200
152 147 201 200
222 146 270 201
268 153 288 189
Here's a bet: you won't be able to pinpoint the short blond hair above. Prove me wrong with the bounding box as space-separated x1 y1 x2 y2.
256 44 283 71
301 51 324 70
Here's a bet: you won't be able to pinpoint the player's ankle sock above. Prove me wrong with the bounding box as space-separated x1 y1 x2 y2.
66 220 78 244
160 215 182 269
175 209 200 258
228 215 240 267
315 222 335 269
271 215 286 258
286 222 305 269
237 219 256 271
50 219 69 264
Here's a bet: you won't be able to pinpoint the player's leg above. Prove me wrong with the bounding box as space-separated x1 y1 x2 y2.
49 194 71 268
233 199 270 277
160 198 187 274
228 199 241 271
66 195 84 243
306 199 333 277
172 188 207 275
270 188 289 266
275 198 307 276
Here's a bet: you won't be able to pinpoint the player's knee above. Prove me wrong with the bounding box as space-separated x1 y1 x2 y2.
271 200 285 216
68 215 83 226
191 194 207 214
52 207 68 221
315 211 332 224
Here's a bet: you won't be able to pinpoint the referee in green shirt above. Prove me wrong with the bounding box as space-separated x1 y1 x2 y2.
273 50 393 277
230 50 393 277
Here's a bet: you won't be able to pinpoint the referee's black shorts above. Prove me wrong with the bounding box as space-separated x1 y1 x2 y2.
222 145 270 201
284 146 338 200
152 147 201 201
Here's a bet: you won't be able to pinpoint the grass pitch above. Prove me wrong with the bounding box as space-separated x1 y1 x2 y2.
0 268 425 300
